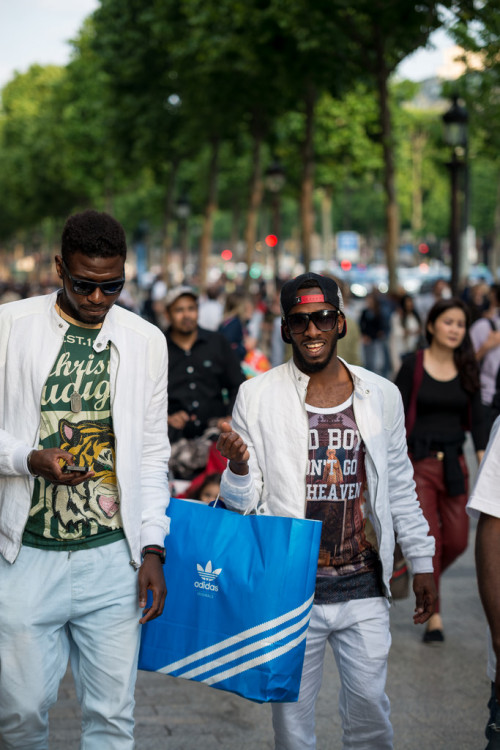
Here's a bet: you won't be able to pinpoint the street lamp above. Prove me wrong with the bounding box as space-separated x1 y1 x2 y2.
175 196 191 278
264 160 286 284
442 95 468 295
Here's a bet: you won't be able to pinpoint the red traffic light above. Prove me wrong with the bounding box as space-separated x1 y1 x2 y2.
418 243 429 254
265 234 278 248
221 249 232 261
340 260 352 271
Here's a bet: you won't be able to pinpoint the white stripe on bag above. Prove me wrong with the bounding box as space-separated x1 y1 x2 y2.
179 609 311 680
158 593 314 675
204 629 308 685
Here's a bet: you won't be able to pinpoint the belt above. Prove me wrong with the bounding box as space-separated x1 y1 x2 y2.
428 451 445 461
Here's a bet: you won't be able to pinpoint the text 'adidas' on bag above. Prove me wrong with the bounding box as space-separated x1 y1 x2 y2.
138 497 322 703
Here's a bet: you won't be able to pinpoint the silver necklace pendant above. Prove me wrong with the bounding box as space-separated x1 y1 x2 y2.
70 390 82 413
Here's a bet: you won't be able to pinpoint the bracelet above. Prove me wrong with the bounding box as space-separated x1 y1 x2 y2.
141 545 166 565
27 450 39 478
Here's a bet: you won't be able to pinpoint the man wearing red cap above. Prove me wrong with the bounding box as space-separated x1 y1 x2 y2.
217 272 436 749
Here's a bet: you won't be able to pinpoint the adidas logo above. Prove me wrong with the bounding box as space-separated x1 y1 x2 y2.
197 561 222 581
195 561 222 592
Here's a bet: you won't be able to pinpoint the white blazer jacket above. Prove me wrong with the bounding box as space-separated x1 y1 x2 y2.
0 291 170 564
220 357 434 597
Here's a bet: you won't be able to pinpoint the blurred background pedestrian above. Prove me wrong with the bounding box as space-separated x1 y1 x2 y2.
389 293 424 376
470 284 500 438
218 291 256 362
197 284 224 331
359 290 391 378
164 286 244 491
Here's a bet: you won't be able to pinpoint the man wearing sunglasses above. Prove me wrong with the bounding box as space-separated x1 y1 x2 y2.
218 272 436 750
0 210 170 748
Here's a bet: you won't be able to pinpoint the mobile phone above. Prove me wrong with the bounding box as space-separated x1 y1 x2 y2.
62 464 90 473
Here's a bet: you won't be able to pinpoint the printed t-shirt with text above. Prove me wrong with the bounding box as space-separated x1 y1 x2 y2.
305 397 382 603
23 310 124 550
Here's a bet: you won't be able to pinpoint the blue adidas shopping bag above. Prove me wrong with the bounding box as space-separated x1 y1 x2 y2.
138 497 321 703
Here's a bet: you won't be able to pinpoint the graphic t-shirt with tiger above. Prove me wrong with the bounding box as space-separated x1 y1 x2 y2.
23 305 124 551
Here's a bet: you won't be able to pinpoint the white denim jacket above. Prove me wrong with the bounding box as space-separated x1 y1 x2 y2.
0 291 170 565
220 357 434 597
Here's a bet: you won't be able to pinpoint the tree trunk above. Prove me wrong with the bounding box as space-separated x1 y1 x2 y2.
199 139 219 288
375 31 399 294
491 169 500 277
230 200 241 254
321 186 334 261
411 131 426 238
161 159 179 263
300 85 316 272
244 130 264 290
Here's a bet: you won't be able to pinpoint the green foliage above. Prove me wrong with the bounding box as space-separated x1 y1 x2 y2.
0 0 497 264
0 65 80 237
446 2 500 243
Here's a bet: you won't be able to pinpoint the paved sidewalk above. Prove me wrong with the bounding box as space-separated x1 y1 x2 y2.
49 519 489 750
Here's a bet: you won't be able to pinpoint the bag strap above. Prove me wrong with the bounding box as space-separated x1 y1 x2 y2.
405 349 424 438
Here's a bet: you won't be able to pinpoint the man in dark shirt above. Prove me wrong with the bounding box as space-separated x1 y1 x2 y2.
165 286 245 479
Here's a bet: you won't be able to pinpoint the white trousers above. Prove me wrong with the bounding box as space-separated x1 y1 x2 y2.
0 540 141 750
272 597 393 750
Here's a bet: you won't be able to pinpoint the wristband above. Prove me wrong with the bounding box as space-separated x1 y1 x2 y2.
141 545 166 565
27 450 39 478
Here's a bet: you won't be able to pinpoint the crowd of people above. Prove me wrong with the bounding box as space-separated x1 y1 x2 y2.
2 218 500 748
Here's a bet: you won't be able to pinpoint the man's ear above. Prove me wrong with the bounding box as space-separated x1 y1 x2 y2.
337 315 347 340
55 255 63 281
281 322 292 344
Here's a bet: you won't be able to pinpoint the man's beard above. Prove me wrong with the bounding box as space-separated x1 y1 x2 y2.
290 335 337 374
175 321 197 336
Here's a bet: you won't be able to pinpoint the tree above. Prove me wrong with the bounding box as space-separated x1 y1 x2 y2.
268 0 363 271
448 3 500 273
335 0 453 291
392 81 449 243
0 65 79 237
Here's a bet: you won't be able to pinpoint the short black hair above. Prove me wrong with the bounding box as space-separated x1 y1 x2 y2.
61 210 127 262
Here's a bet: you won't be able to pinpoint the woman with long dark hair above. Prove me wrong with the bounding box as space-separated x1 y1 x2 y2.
395 298 486 643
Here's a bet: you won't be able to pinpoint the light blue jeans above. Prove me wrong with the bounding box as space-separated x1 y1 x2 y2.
272 597 393 750
0 540 141 750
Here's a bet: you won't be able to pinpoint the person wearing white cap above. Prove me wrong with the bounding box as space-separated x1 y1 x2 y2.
165 286 245 481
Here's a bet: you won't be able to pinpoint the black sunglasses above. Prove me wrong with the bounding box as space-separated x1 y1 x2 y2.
286 309 339 335
62 261 125 296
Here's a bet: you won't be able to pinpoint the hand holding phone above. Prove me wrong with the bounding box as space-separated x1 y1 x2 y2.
62 464 90 474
